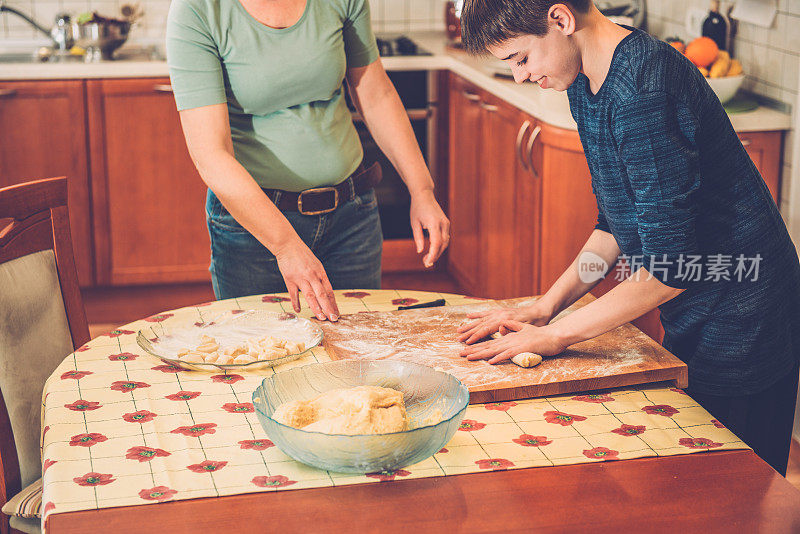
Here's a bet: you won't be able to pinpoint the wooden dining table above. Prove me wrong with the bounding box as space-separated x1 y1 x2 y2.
48 449 800 533
41 290 800 533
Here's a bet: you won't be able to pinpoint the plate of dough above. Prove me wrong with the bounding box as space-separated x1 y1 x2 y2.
136 310 323 371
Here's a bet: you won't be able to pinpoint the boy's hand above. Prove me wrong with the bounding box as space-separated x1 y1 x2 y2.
459 320 567 365
456 303 553 345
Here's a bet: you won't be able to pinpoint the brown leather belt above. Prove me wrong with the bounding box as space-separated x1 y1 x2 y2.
264 162 382 216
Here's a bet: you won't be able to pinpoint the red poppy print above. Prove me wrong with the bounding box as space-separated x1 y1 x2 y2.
43 502 55 515
43 459 56 474
187 460 228 473
343 291 370 298
679 437 723 450
108 352 137 361
122 410 157 423
75 344 90 352
669 388 688 395
458 419 486 431
151 364 185 373
145 313 174 322
543 411 587 426
126 446 171 462
69 433 108 447
711 419 726 429
611 424 647 437
61 370 92 380
239 439 274 451
476 458 515 471
391 298 419 306
485 401 518 411
64 400 101 411
512 434 552 447
211 374 244 384
438 448 449 454
231 309 245 314
104 329 135 338
166 391 201 401
572 393 615 403
139 486 177 502
222 402 254 413
366 469 411 481
43 426 50 439
170 423 217 437
110 380 151 393
262 295 291 303
73 472 115 487
251 475 296 488
642 405 679 417
196 301 213 307
583 447 619 461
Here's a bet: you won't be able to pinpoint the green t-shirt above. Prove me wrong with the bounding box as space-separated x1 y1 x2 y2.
166 0 378 191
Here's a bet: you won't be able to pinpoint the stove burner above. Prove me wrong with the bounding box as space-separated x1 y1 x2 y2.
375 36 432 57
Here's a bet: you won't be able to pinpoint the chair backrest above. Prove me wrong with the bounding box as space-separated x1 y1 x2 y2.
0 177 89 507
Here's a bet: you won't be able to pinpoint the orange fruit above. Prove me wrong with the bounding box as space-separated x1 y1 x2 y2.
669 40 685 53
685 37 719 68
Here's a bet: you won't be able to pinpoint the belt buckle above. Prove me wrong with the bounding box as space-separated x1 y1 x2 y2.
297 186 339 215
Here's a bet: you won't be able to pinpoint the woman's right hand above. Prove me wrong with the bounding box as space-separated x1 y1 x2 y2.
274 239 340 321
456 302 554 345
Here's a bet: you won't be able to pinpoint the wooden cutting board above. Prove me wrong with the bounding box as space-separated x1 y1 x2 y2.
320 295 688 404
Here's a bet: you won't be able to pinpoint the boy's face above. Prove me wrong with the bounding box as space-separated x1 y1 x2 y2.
487 30 581 91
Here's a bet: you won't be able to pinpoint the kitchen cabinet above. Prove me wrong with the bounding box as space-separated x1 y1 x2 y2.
738 130 783 203
87 78 211 285
447 75 482 293
0 80 93 286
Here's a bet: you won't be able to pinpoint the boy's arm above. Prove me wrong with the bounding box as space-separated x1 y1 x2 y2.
461 268 683 363
458 229 621 344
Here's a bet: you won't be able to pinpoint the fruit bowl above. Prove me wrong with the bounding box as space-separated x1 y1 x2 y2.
253 360 469 473
706 74 745 104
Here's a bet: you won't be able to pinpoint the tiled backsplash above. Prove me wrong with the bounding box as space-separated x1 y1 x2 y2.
646 0 799 216
0 0 446 40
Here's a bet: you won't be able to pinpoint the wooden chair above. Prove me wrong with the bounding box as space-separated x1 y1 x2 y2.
0 177 90 534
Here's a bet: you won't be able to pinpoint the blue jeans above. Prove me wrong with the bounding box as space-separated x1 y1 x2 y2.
206 188 383 299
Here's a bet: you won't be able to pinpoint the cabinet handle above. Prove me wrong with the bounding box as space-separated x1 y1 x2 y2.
740 138 752 146
153 84 174 93
526 125 542 178
516 121 532 172
462 90 480 102
0 89 17 98
479 102 498 112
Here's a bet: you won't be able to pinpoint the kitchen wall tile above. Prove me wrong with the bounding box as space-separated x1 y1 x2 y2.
782 53 800 92
382 0 409 23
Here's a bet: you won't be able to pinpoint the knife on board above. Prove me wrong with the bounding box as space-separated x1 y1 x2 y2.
396 298 446 310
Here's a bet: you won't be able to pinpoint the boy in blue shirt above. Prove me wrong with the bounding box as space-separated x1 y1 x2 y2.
457 0 800 475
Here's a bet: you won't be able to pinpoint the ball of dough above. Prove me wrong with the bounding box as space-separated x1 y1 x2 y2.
511 352 543 368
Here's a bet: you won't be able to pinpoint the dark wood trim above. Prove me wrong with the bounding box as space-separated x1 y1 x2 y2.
46 450 800 533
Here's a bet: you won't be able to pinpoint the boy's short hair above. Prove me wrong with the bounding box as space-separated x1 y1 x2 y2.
461 0 592 54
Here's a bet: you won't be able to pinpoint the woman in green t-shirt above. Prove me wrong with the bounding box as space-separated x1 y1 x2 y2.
167 0 449 321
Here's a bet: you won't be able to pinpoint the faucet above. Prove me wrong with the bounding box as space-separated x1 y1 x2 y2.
0 0 75 51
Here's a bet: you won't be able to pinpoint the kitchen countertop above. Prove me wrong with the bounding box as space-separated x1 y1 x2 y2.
0 31 791 132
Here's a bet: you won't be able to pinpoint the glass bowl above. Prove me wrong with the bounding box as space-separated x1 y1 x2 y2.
253 360 469 473
137 310 323 371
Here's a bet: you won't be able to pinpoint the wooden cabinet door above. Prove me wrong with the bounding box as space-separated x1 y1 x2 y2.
478 94 531 299
738 131 783 204
536 125 597 292
447 74 482 294
0 80 93 286
87 78 210 285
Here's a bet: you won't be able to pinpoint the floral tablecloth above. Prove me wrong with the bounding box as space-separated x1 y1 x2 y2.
40 289 748 530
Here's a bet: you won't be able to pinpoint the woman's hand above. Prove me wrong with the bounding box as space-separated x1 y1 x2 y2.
274 239 340 321
460 320 567 364
410 189 450 268
457 302 554 345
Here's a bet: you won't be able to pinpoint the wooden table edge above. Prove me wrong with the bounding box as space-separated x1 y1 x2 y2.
46 449 800 534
